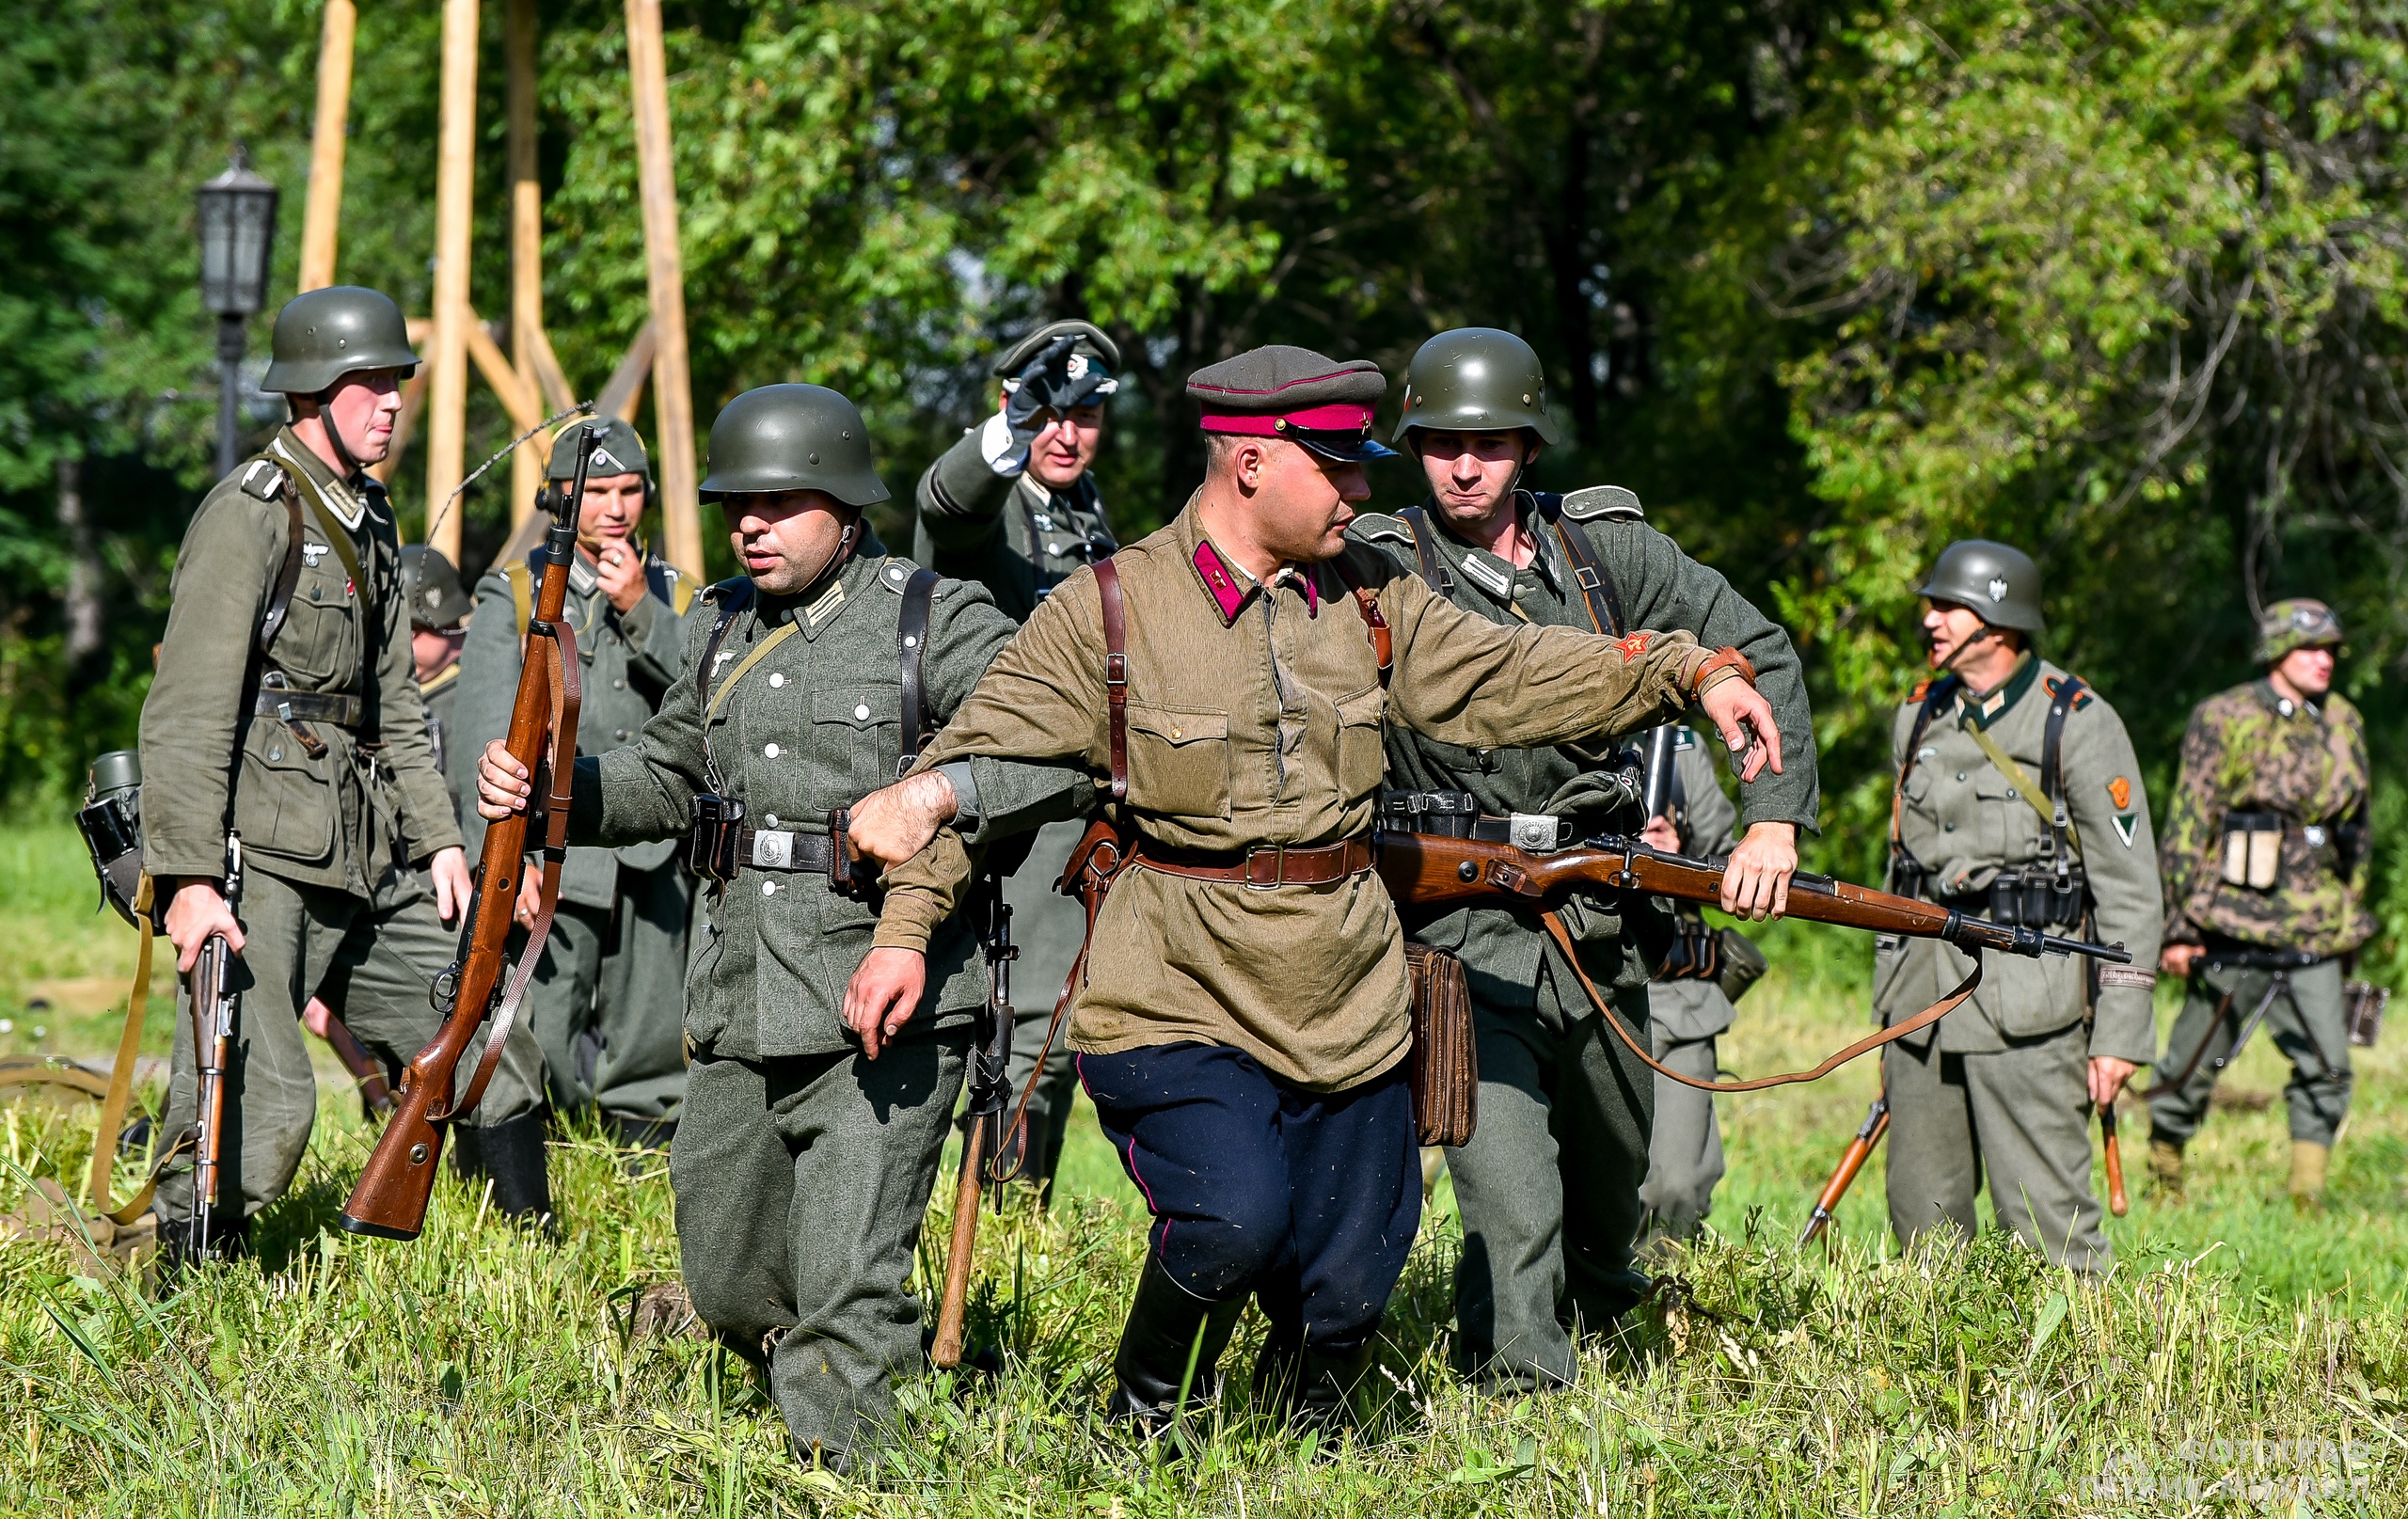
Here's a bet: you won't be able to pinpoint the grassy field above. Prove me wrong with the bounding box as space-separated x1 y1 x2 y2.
3 819 2405 1515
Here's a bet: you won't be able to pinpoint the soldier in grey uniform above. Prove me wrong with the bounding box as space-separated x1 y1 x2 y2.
1878 541 2164 1274
1635 726 1760 1244
140 287 546 1259
474 385 1084 1469
914 320 1120 1195
1350 327 1818 1391
453 419 698 1151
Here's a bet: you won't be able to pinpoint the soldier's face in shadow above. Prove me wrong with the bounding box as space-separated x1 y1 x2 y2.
1413 429 1536 529
719 489 857 595
1206 435 1370 567
1922 599 2020 683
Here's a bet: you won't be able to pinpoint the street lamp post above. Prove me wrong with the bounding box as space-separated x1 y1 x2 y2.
197 148 280 477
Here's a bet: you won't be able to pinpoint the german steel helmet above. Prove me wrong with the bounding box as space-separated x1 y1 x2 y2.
400 545 473 631
2255 597 2343 662
547 416 651 482
1391 327 1560 445
1917 539 2045 636
699 385 889 508
260 287 420 395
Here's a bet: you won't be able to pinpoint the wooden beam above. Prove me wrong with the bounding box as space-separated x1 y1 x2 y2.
527 322 578 413
507 0 543 530
298 1 357 293
626 0 702 579
424 0 482 564
598 319 657 422
465 309 542 435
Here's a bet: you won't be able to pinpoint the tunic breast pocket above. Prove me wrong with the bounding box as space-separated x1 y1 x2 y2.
232 722 334 862
270 562 361 686
812 685 902 801
1970 771 2032 861
1125 704 1231 819
1334 686 1386 802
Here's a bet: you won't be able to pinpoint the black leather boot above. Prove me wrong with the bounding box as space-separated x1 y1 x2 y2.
1289 1338 1376 1443
608 1112 677 1153
153 1212 250 1292
454 1112 556 1231
1105 1256 1244 1440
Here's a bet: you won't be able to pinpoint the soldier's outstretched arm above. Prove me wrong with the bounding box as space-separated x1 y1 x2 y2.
913 429 1019 552
1371 554 1781 778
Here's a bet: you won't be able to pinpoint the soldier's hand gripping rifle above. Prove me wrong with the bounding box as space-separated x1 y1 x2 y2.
187 831 242 1258
1798 1091 1888 1247
1377 831 2132 1093
932 873 1016 1370
338 420 599 1241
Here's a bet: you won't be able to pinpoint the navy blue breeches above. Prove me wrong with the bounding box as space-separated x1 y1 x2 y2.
1077 1041 1420 1352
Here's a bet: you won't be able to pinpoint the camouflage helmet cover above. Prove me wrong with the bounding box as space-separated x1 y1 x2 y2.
1391 327 1560 446
1916 539 2045 637
260 286 421 395
547 416 651 483
400 544 473 631
698 384 889 508
2256 597 2343 663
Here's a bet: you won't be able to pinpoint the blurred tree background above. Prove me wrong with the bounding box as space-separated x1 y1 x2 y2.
5 0 2404 966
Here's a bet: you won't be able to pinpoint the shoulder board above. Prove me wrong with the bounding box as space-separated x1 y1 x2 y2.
700 576 753 607
2042 673 2096 712
237 458 286 501
878 558 919 594
1559 484 1643 522
1348 512 1416 546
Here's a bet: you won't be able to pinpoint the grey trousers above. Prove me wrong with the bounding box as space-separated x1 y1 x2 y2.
158 862 545 1225
528 862 692 1125
1883 1021 2109 1274
2148 958 2353 1147
1444 966 1655 1390
999 820 1086 1190
672 1034 968 1467
1639 1029 1724 1243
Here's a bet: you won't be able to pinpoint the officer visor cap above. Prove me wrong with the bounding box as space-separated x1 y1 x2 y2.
2257 598 2343 663
699 384 889 509
993 319 1121 378
547 416 651 482
1188 344 1396 464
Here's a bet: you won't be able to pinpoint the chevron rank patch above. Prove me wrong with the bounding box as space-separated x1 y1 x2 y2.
2113 814 2140 848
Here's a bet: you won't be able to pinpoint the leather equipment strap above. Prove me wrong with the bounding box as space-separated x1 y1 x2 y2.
1966 720 2084 862
1539 907 1983 1092
896 567 940 774
258 484 307 656
1095 556 1129 800
1889 675 1960 879
253 689 364 727
1133 835 1376 888
1326 556 1392 687
1397 505 1456 596
1533 492 1627 637
993 816 1134 1168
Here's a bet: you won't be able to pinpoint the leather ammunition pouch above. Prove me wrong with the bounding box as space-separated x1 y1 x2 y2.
1939 862 2089 931
1403 941 1477 1147
2347 981 2388 1049
2219 810 2285 890
1655 915 1767 1005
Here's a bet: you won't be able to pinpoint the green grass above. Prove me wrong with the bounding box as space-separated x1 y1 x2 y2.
3 828 2406 1513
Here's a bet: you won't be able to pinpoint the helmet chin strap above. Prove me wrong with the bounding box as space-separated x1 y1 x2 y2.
312 388 370 481
1932 620 2014 683
789 512 863 597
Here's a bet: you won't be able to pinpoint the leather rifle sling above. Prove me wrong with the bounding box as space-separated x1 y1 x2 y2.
1539 907 1983 1092
436 617 582 1120
1533 493 1627 637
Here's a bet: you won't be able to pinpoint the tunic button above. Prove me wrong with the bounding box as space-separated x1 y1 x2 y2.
764 814 779 829
762 880 777 896
612 679 626 690
1172 727 1183 739
854 704 871 721
768 672 784 688
1956 772 1966 782
1943 823 1956 831
268 748 283 762
615 729 630 741
764 743 781 757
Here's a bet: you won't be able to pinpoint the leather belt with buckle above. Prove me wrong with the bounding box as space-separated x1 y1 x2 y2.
253 689 363 727
1133 835 1377 889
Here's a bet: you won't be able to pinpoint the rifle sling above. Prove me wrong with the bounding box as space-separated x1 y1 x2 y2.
1538 907 1982 1092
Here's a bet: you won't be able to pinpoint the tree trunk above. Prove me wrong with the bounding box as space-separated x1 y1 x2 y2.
56 453 103 675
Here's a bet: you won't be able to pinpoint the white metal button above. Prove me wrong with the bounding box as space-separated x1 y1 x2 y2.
768 672 784 688
764 743 780 757
762 880 777 896
902 635 917 649
763 813 779 829
854 704 871 721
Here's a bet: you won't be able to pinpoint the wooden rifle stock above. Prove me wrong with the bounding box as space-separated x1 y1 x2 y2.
188 832 241 1256
933 876 1016 1369
338 420 599 1241
2099 1100 2128 1216
1798 1093 1888 1246
319 1010 394 1116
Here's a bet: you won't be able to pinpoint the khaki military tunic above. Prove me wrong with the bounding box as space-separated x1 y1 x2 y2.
1876 654 2164 1273
879 498 1724 1092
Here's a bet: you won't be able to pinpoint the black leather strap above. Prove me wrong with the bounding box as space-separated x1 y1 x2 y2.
897 567 940 776
257 483 307 657
1532 492 1626 637
2039 674 2084 864
1397 505 1454 596
253 689 363 727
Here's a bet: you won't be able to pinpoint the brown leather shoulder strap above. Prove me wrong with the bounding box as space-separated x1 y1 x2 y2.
1327 553 1392 688
1095 556 1129 800
1533 492 1625 637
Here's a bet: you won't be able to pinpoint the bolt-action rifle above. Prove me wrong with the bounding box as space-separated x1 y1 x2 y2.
1798 1092 1888 1246
338 419 599 1241
186 831 242 1258
932 872 1016 1369
1376 831 2132 1092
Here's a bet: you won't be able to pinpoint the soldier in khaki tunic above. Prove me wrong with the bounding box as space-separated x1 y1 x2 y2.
842 344 1782 1438
141 287 545 1259
914 321 1122 1195
1351 328 1815 1388
453 419 698 1152
1878 541 2163 1274
2148 598 2371 1206
475 385 1084 1469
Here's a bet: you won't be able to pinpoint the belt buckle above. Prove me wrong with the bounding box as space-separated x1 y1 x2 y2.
1508 813 1560 852
1244 845 1286 890
752 830 794 869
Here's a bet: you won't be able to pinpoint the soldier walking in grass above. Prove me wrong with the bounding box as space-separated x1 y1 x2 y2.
474 385 1085 1471
914 320 1122 1196
2147 599 2371 1209
452 419 699 1155
1877 541 2163 1274
840 342 1785 1440
1348 328 1815 1389
140 287 545 1263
